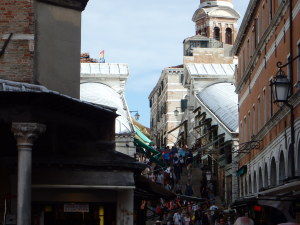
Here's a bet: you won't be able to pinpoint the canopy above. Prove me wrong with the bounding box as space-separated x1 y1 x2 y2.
134 125 152 144
134 138 163 166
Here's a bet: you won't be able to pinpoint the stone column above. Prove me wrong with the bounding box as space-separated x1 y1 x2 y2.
11 123 46 225
117 189 134 225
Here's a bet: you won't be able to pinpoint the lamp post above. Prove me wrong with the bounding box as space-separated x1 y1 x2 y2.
174 106 194 116
130 110 140 120
174 107 181 116
270 54 300 178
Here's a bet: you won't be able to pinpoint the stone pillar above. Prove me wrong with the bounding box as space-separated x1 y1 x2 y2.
116 189 134 225
11 123 46 225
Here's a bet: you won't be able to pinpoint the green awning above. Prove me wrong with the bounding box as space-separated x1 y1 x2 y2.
134 138 164 166
237 165 247 176
134 125 152 144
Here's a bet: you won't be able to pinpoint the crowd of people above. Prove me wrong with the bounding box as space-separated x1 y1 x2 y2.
140 145 237 225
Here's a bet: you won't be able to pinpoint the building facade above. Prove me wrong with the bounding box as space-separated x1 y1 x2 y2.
233 0 300 223
149 66 187 148
80 62 136 157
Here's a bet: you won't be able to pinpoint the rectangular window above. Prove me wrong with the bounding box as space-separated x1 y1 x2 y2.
263 89 267 125
252 27 255 55
287 54 291 81
181 99 188 112
244 117 247 143
256 17 260 43
298 43 300 82
252 106 256 135
247 39 251 62
248 112 251 140
269 0 273 24
240 121 243 143
262 5 265 35
257 97 261 131
243 49 246 72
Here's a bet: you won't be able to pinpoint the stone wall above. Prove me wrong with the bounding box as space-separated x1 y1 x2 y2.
0 0 35 83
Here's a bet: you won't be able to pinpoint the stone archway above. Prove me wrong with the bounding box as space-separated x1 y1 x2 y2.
287 144 295 178
279 151 285 184
270 157 277 186
264 163 268 188
253 171 257 193
258 167 263 191
248 174 252 193
298 140 300 176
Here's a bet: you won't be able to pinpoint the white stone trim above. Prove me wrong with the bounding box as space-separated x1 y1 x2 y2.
2 34 34 40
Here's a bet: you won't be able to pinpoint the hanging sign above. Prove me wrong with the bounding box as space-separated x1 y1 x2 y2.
64 204 89 212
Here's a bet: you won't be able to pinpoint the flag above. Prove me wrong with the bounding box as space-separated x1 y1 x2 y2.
99 50 105 63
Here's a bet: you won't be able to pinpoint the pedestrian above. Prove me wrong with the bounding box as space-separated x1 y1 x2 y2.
183 213 192 225
185 180 194 196
233 217 254 225
173 210 184 225
156 170 164 186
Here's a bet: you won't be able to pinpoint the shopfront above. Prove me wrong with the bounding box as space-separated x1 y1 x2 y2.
32 203 116 225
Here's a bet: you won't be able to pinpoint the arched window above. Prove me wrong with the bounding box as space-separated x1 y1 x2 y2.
214 27 220 41
270 157 277 186
225 28 233 44
259 168 263 191
279 151 285 184
264 163 268 188
288 144 295 178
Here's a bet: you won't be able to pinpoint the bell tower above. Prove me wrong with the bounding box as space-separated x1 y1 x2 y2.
192 0 239 45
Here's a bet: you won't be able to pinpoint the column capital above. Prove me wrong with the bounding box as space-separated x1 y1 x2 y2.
11 123 46 148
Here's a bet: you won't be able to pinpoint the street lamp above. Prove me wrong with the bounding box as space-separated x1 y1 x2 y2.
270 55 300 179
130 110 140 120
270 69 291 103
174 107 181 116
174 106 194 116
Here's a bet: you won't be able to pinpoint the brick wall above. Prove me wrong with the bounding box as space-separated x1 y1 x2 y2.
0 0 34 83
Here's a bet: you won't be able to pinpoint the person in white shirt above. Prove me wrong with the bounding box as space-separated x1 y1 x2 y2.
173 210 183 225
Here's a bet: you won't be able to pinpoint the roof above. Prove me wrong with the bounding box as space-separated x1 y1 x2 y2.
186 64 235 76
192 6 240 22
0 79 116 114
81 63 129 75
197 83 238 132
80 82 132 134
37 0 89 11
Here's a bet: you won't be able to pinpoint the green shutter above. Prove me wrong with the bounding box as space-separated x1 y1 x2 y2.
181 99 188 112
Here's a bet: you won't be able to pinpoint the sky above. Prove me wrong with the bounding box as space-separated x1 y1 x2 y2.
81 0 250 127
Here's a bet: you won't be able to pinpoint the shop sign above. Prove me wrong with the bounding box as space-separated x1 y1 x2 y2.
64 204 89 212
